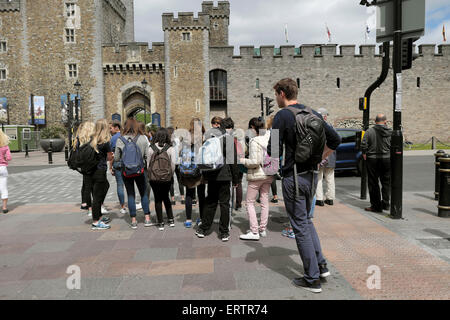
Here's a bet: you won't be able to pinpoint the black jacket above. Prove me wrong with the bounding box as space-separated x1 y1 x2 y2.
361 124 392 159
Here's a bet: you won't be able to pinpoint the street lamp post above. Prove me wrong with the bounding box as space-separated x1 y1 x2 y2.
141 79 148 125
74 80 81 124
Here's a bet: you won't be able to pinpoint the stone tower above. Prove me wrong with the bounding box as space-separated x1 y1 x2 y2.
202 1 230 46
121 0 135 42
162 11 210 127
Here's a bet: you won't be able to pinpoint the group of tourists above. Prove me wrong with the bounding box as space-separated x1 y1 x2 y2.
68 78 342 293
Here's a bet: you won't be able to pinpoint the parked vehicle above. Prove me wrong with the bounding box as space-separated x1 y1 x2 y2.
335 128 363 175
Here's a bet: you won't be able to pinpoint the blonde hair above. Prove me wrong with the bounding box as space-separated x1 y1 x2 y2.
266 115 275 130
91 119 111 152
0 129 10 148
73 121 95 150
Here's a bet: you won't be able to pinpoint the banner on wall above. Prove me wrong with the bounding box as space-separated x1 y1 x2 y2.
61 94 81 123
28 96 45 125
0 97 8 123
152 113 161 128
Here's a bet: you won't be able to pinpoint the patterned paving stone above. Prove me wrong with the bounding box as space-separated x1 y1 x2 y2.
97 230 135 241
25 241 75 254
116 275 184 296
147 258 214 276
105 262 152 278
133 248 178 262
182 272 237 293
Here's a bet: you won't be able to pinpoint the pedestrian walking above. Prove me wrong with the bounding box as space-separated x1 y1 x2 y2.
179 118 206 228
268 78 341 293
114 118 151 229
148 128 177 230
239 117 274 241
195 117 239 242
89 119 114 230
315 108 336 207
361 113 392 213
0 129 12 214
109 120 127 215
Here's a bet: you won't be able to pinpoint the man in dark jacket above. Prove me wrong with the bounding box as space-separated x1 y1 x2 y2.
268 78 341 293
196 117 239 242
361 113 392 213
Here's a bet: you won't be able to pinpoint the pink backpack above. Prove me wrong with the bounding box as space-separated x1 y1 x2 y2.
262 148 280 176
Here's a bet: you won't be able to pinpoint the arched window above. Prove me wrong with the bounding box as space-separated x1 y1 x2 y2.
209 69 227 101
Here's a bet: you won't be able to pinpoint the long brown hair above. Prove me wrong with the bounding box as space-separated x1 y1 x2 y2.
122 118 141 136
90 119 111 152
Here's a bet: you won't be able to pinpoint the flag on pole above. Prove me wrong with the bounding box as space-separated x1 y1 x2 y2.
326 24 331 43
443 25 447 42
285 24 289 43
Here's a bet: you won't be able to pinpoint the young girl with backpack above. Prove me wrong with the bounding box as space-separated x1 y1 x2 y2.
148 128 176 230
239 117 274 241
74 122 96 216
0 129 12 214
90 119 113 230
179 118 206 228
114 118 151 229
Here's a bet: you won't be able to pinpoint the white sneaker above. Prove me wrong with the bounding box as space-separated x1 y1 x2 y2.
136 203 142 210
259 230 267 238
239 231 260 241
88 209 92 217
120 208 127 215
101 206 109 214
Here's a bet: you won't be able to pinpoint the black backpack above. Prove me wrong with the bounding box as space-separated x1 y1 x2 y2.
287 106 326 168
68 138 100 175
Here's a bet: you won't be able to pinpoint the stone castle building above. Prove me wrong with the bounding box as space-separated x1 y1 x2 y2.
1 0 449 141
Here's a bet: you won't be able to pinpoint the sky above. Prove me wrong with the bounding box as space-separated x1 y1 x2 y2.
133 0 450 54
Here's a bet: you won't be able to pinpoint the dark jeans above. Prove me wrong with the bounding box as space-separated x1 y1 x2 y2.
271 178 278 197
282 172 326 284
114 169 125 206
185 184 206 221
170 166 185 198
235 172 243 208
88 169 109 222
200 180 231 235
82 174 93 207
123 174 150 218
150 181 174 224
366 157 391 210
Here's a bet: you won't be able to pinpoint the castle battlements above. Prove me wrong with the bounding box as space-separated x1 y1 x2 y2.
162 12 210 31
201 1 230 18
209 44 449 59
0 0 20 12
104 0 127 20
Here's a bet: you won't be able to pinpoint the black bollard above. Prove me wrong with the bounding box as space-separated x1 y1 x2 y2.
438 154 450 218
65 145 69 162
434 150 446 200
48 140 53 165
25 143 29 158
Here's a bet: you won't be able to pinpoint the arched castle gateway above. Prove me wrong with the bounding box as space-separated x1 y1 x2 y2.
1 1 449 141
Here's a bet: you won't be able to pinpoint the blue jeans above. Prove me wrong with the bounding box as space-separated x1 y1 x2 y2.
282 172 326 284
114 169 125 206
123 174 150 218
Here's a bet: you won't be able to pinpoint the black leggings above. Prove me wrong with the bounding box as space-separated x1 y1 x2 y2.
150 181 174 224
185 184 206 221
271 179 278 196
170 166 185 197
89 169 109 222
82 174 93 207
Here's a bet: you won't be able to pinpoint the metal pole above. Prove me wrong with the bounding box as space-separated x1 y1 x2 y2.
390 0 403 219
25 143 29 158
360 41 391 200
67 93 73 150
48 140 53 164
30 94 35 125
260 94 264 119
65 145 69 162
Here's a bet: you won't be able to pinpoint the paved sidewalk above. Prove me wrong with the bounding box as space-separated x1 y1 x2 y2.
8 151 67 167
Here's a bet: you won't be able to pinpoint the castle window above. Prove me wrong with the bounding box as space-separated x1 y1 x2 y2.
66 3 76 17
213 22 219 30
65 28 75 43
295 47 301 55
0 69 6 80
209 69 227 101
315 47 322 55
174 65 178 78
297 78 300 89
337 77 340 89
0 41 7 53
68 64 77 78
254 48 261 56
256 78 260 90
196 99 201 113
417 77 420 88
274 48 281 56
182 32 191 41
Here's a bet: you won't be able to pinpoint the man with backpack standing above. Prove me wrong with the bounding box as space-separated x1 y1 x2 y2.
110 120 127 215
195 117 239 242
268 78 341 293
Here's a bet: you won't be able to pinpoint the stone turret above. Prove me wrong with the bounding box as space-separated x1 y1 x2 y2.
201 1 230 46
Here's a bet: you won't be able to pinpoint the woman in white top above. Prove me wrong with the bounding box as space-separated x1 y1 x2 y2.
239 117 274 241
147 128 177 230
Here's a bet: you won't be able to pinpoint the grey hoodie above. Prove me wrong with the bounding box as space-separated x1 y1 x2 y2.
361 124 392 159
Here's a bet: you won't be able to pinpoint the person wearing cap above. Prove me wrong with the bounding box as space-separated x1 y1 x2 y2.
316 108 336 206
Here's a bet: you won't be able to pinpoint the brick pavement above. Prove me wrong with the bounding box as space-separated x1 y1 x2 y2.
1 196 449 300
